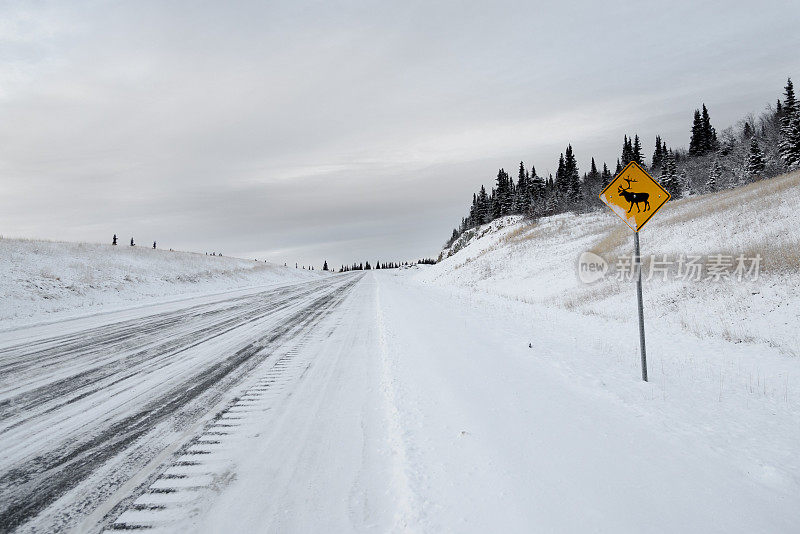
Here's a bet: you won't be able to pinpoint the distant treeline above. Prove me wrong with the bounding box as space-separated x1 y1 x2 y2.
445 77 800 249
336 258 437 272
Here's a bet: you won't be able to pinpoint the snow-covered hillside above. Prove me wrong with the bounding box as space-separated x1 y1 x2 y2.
1 239 322 327
411 170 800 517
423 169 800 357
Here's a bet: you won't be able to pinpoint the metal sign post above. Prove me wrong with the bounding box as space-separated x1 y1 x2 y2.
599 162 669 382
634 231 647 382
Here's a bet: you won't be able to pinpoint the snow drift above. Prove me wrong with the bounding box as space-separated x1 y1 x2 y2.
411 170 800 523
0 239 322 327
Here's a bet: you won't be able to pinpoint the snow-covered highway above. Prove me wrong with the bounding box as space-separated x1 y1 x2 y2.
0 274 361 532
1 270 798 533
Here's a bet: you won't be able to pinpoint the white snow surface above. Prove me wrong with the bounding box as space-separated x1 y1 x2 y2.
173 271 798 533
3 172 800 533
1 238 321 327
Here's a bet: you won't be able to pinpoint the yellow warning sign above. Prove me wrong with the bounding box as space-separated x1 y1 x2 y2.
599 161 670 232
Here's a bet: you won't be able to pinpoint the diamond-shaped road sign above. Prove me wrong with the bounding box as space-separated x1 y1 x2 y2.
599 161 670 232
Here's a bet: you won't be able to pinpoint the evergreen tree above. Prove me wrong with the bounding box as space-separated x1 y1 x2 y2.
494 168 514 216
468 193 478 227
782 77 796 120
782 115 800 169
652 135 664 169
660 149 681 198
528 170 546 211
666 149 677 180
659 159 672 193
779 77 800 169
447 228 459 247
615 159 622 175
701 104 718 152
632 134 644 166
689 109 704 155
601 163 612 188
621 135 634 165
545 189 558 214
323 260 329 271
563 145 581 202
747 137 766 178
706 160 721 192
555 153 567 195
514 162 530 213
477 185 490 224
587 157 600 186
680 170 690 197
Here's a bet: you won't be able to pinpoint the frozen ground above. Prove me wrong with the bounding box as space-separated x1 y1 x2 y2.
2 172 799 532
0 238 320 327
91 272 800 532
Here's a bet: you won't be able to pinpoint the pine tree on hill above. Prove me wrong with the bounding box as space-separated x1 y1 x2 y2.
588 157 600 183
659 159 673 193
652 135 664 169
680 170 690 197
502 168 514 215
779 77 800 169
747 137 766 178
556 153 567 195
468 193 478 227
491 182 501 219
545 190 558 214
669 153 681 197
477 185 489 224
323 260 329 271
615 159 622 175
707 160 721 192
621 135 634 165
783 116 800 169
781 77 796 120
632 134 644 166
701 104 718 153
601 163 611 188
563 145 582 202
446 229 458 247
666 149 677 180
514 162 530 214
689 109 704 155
529 170 546 209
659 149 681 198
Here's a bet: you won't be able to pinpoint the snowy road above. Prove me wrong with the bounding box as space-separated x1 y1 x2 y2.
1 271 798 533
0 274 361 532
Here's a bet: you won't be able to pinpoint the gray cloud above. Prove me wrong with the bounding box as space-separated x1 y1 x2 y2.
1 1 798 267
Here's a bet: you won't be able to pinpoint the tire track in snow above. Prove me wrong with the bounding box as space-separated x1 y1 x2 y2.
374 278 419 531
0 275 361 532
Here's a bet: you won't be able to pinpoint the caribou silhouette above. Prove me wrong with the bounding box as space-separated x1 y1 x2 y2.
617 177 650 213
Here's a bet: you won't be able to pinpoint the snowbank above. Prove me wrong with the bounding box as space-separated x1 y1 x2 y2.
1 238 322 327
411 170 800 513
420 170 800 357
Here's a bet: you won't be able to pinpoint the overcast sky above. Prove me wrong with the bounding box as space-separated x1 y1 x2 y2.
1 1 798 268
